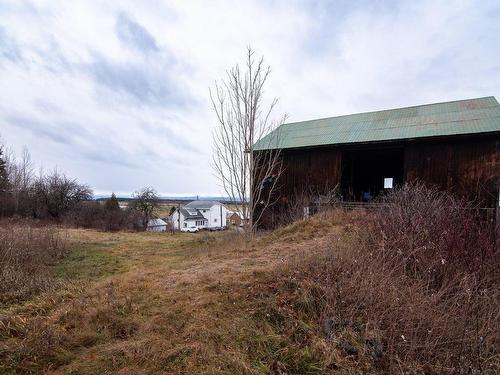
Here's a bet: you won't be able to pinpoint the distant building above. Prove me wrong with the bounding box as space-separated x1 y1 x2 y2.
227 211 250 227
227 211 241 226
171 200 228 230
147 218 168 232
255 97 500 227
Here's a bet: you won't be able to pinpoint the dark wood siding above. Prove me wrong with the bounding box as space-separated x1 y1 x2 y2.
404 134 499 207
256 132 500 227
278 134 499 206
279 147 341 200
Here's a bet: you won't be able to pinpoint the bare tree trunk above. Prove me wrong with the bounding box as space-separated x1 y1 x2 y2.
211 47 285 234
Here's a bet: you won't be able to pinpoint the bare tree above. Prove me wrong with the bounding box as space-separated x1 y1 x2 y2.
0 145 10 216
31 169 93 219
211 47 285 232
8 147 34 214
0 145 8 194
130 187 160 230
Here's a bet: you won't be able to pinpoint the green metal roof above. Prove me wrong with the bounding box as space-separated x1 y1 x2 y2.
255 96 500 150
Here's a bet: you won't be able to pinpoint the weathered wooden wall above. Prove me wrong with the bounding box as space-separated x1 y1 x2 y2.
278 134 499 205
257 132 499 227
404 134 499 207
278 147 342 200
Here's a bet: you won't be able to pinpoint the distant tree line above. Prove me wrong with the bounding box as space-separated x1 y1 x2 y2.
0 142 160 231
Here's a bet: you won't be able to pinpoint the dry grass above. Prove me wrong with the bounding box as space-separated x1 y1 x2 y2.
262 185 499 374
0 191 498 374
0 228 311 374
0 220 69 304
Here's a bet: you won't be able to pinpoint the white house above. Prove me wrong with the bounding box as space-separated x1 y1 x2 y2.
170 207 207 231
170 200 228 231
147 218 168 232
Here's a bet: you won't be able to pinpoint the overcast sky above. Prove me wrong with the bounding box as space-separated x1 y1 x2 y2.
1 0 499 196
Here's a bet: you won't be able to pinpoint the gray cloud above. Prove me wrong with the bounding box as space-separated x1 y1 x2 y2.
3 112 140 169
78 148 141 169
0 26 22 63
87 53 185 106
115 12 159 54
33 99 62 114
4 113 76 146
141 121 198 154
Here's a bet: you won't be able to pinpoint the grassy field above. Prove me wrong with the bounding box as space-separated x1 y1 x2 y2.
1 205 497 374
0 220 342 374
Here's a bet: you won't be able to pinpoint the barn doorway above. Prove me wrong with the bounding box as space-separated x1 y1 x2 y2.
340 147 404 201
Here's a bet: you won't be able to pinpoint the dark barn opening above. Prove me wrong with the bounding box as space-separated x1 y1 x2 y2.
341 147 404 201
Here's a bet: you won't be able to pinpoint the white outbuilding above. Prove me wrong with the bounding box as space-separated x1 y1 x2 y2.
147 218 168 232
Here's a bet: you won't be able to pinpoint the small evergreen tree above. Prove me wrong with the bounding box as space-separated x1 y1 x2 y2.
105 192 120 210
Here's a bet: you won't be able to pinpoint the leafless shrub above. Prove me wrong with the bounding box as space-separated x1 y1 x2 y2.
276 184 341 227
275 183 499 373
64 201 141 231
0 220 69 303
376 182 497 282
30 169 93 219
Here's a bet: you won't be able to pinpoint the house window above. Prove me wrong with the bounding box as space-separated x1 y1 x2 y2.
214 218 217 223
384 177 394 189
195 220 204 226
183 222 187 228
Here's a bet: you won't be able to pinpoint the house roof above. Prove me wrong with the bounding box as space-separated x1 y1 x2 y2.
179 208 206 220
184 200 221 209
254 96 500 150
147 218 167 227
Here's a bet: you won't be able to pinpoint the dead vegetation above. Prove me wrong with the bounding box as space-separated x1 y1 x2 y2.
0 184 498 374
263 184 499 374
0 220 69 304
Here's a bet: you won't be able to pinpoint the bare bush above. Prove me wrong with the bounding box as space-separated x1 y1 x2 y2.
376 182 497 283
31 169 93 219
64 201 141 231
0 220 69 302
276 184 341 227
274 184 499 373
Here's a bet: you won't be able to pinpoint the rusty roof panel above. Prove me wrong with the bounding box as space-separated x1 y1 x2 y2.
255 97 500 150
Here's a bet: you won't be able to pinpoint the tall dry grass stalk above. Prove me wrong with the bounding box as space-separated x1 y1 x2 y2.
0 220 68 303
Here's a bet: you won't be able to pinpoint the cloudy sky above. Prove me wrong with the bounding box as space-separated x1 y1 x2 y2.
1 0 499 196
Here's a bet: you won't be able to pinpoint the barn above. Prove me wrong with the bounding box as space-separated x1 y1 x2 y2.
255 97 500 226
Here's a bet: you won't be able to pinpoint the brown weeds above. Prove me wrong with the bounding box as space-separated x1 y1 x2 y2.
272 184 499 373
0 220 69 303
